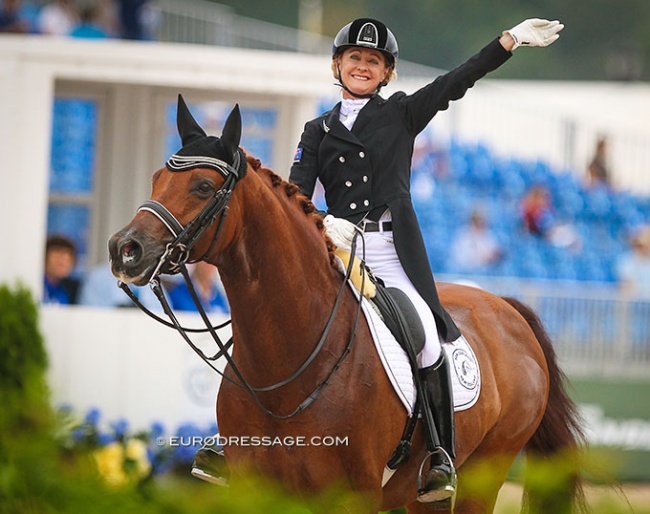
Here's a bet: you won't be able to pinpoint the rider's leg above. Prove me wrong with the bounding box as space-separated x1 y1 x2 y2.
417 353 457 503
360 227 457 502
359 228 441 365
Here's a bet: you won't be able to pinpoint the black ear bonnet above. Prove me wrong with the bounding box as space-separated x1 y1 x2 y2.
165 94 247 180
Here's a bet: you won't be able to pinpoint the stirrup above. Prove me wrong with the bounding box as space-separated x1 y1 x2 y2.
416 449 457 504
190 435 230 487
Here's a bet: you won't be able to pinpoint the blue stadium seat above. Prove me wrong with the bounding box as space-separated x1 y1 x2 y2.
412 137 650 283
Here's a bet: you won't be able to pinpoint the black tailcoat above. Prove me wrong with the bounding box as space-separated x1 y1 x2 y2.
290 39 511 341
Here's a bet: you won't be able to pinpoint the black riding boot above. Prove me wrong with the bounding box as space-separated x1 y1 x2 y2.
417 352 457 503
191 435 230 486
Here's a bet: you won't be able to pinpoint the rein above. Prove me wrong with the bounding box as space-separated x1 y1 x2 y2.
122 163 366 419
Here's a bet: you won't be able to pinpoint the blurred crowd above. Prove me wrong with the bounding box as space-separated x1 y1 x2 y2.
0 0 160 40
43 233 231 314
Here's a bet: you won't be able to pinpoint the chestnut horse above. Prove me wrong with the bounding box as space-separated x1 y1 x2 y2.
109 97 585 514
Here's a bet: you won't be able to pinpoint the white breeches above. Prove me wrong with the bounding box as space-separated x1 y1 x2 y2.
355 220 441 368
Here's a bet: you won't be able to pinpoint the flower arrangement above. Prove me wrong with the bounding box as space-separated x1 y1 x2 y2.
56 405 217 487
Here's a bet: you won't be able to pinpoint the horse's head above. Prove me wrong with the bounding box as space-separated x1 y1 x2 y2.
108 95 247 286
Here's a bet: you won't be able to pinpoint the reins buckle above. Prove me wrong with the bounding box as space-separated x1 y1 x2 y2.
151 241 190 279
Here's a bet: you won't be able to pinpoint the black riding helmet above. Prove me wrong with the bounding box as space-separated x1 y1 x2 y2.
333 18 399 68
332 18 399 98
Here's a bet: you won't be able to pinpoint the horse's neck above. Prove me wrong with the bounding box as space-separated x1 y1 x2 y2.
216 176 341 377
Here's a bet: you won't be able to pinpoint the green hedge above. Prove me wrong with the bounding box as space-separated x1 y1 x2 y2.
0 283 48 421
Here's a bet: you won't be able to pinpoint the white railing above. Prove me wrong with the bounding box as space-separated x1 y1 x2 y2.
155 0 330 53
438 275 650 378
155 0 443 78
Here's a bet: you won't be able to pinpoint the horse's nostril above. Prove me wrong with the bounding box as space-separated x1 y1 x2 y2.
120 240 143 266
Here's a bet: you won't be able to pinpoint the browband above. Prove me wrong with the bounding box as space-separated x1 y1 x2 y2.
166 148 246 179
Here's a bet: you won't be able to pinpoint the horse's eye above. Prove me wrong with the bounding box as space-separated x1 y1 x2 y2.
196 181 214 195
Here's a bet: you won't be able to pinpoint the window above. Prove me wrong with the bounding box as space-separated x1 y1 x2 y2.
47 97 100 272
164 100 277 167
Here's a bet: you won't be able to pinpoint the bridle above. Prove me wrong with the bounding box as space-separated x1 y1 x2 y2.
119 153 241 356
139 151 243 275
119 152 365 419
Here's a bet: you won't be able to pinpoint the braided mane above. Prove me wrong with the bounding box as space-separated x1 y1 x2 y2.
245 155 336 266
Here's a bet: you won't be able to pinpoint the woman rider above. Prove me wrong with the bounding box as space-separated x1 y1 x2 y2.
288 17 563 503
192 16 563 504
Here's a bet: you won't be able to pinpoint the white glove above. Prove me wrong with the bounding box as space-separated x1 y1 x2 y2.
504 18 564 51
323 215 357 251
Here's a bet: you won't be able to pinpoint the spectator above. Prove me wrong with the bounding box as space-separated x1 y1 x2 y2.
521 184 553 237
37 0 79 36
69 3 108 38
586 136 610 188
116 0 147 40
520 184 581 251
43 234 81 304
617 225 650 298
79 262 160 309
167 261 229 314
94 0 120 37
0 0 28 33
450 210 503 273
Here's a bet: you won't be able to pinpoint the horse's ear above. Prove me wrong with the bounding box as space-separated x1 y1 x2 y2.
177 94 207 146
221 104 242 159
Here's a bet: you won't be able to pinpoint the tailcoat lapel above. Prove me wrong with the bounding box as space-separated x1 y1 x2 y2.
324 104 365 147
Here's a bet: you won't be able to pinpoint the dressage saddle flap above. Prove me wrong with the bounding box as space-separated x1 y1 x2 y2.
371 285 425 356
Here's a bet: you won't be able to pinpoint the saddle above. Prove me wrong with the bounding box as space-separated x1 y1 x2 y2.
370 284 425 357
334 247 424 355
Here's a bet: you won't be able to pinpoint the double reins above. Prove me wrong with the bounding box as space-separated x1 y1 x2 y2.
120 159 366 419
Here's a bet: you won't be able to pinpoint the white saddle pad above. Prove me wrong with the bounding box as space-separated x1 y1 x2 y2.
351 284 481 415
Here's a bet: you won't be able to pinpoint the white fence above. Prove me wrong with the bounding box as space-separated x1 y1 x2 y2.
41 305 228 431
457 276 650 378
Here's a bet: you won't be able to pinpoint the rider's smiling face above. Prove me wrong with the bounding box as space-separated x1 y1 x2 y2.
337 47 390 99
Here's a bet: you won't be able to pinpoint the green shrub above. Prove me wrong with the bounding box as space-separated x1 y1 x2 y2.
0 283 49 423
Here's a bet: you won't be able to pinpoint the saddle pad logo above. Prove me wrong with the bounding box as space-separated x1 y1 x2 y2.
452 348 479 390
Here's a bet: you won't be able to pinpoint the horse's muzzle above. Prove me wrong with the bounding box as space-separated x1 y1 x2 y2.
108 229 165 286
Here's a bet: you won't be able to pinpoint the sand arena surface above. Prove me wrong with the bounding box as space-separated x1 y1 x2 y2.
494 481 650 513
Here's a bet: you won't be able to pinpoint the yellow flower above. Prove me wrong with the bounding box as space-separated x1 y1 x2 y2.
93 442 128 487
125 438 152 479
92 438 151 487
